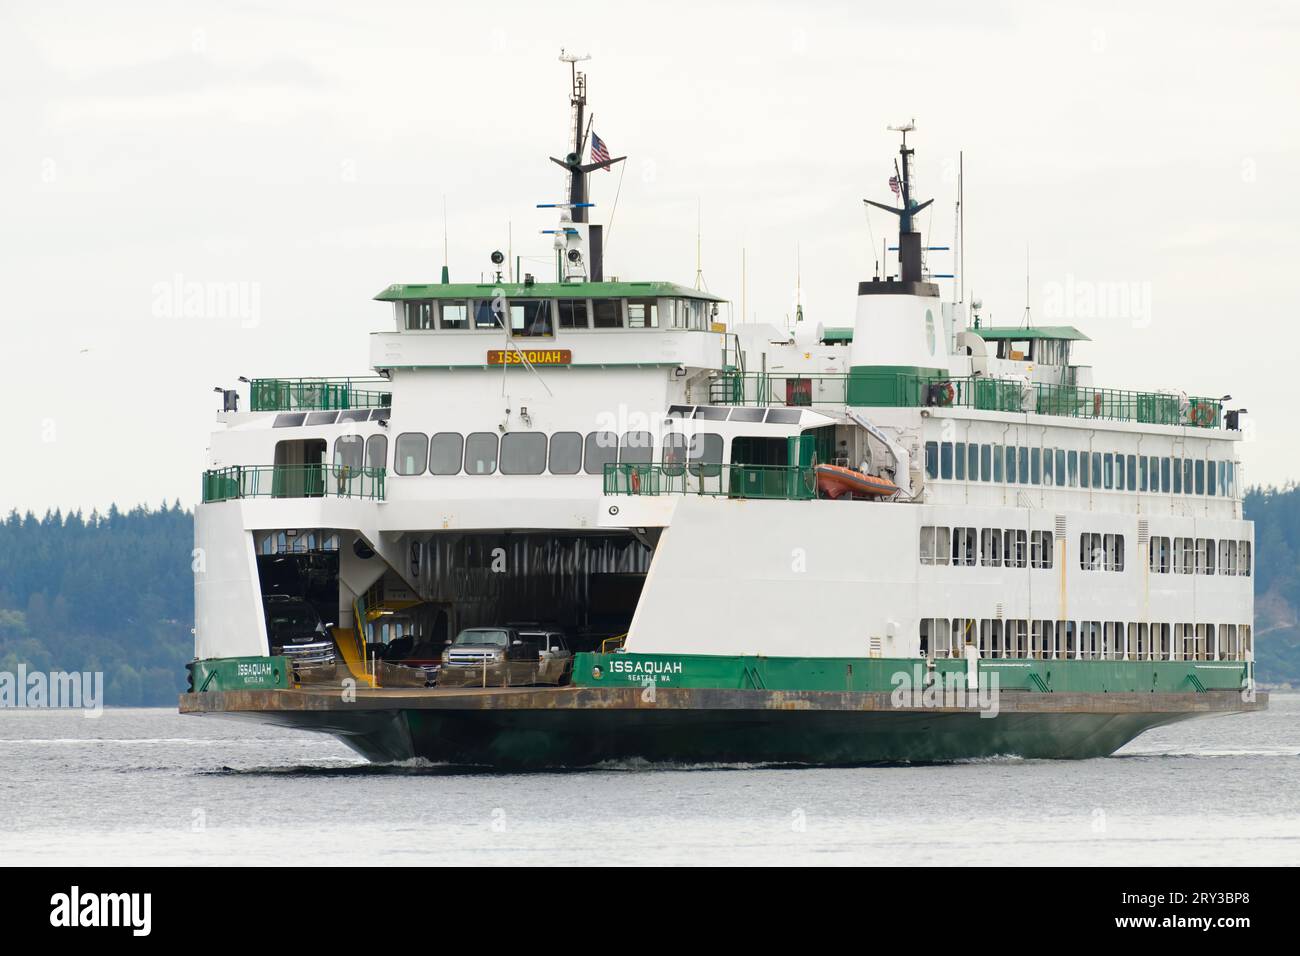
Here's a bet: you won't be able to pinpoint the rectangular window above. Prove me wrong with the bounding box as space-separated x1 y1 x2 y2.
919 526 952 566
925 441 939 479
1172 457 1182 494
1091 452 1102 488
1031 530 1054 569
394 432 428 476
548 432 583 475
1068 450 1079 487
940 443 954 480
1018 448 1030 484
1183 458 1194 494
499 432 547 474
1004 529 1027 568
1104 453 1114 489
592 299 623 328
439 301 469 329
626 299 659 329
1140 455 1149 492
557 299 590 329
464 432 499 475
1031 447 1042 484
1056 620 1077 660
473 299 503 329
993 446 1005 482
1174 537 1194 574
980 528 1002 567
509 299 553 337
952 528 977 567
1055 448 1066 485
404 300 433 330
1080 532 1102 570
1006 446 1017 484
584 431 619 476
1079 451 1089 488
1161 456 1171 493
1195 459 1205 495
1196 538 1216 575
428 432 464 475
968 443 979 481
1149 536 1171 573
954 442 966 480
1104 533 1125 571
619 431 654 465
980 444 992 481
1043 447 1054 486
1241 541 1252 576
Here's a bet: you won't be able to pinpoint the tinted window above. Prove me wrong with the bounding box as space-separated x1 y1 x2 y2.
557 299 589 329
765 409 801 424
306 411 339 426
510 300 553 337
548 432 583 474
337 409 370 423
429 432 463 475
592 299 623 328
365 434 388 470
473 299 503 329
620 431 654 464
394 432 428 475
465 432 498 474
729 408 766 423
689 433 724 477
584 431 619 475
369 408 390 421
273 413 307 428
334 435 364 473
662 432 689 475
500 432 547 474
693 406 730 421
666 405 693 418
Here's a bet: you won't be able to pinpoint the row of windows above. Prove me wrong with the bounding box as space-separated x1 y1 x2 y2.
920 526 1254 577
923 441 1239 499
1149 537 1253 576
920 527 1054 569
920 618 1253 661
399 297 717 334
356 431 726 477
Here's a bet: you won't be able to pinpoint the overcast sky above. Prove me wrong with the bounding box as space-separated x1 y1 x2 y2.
2 0 1297 515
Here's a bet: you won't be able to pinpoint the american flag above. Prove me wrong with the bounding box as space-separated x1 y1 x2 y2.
591 132 612 170
888 175 901 197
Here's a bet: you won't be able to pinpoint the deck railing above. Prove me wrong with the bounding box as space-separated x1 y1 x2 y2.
249 377 392 412
603 462 816 500
709 371 1223 429
201 465 386 503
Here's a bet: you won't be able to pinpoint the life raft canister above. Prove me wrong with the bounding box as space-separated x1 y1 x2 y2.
629 468 641 493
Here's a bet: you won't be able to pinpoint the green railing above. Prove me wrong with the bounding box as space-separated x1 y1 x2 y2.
603 462 816 500
710 371 1223 429
249 377 392 412
202 465 386 503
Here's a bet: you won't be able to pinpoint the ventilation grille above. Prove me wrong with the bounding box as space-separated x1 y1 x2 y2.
1054 515 1067 540
1138 519 1150 545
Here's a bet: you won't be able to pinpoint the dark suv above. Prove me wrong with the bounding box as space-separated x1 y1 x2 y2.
263 595 336 664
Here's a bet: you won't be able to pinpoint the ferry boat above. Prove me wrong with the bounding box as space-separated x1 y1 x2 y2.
180 54 1264 767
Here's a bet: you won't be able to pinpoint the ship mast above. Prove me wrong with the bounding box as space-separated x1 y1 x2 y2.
864 120 934 285
547 50 626 281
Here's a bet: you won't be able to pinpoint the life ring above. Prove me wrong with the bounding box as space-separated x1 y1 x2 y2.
1190 402 1216 428
930 381 956 407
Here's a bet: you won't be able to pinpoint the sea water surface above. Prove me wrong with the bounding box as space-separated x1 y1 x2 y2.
1 694 1297 865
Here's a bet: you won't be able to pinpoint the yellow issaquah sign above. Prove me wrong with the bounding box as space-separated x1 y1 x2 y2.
487 349 573 365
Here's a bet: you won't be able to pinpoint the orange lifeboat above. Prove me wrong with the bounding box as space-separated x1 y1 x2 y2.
814 464 898 500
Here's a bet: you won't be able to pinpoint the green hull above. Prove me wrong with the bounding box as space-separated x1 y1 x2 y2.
180 679 1264 770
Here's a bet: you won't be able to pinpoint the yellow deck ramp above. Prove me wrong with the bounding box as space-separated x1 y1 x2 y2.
330 627 377 687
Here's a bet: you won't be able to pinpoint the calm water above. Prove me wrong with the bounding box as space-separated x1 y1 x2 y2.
1 695 1297 865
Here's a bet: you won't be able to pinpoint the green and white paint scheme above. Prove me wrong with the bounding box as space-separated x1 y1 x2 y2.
182 56 1261 767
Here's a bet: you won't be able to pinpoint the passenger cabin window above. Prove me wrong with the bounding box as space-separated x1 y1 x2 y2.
395 432 428 476
584 431 619 475
689 433 723 476
465 432 499 474
472 299 503 330
365 434 387 471
500 432 547 474
429 432 463 475
619 431 654 464
334 435 364 475
548 432 583 474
